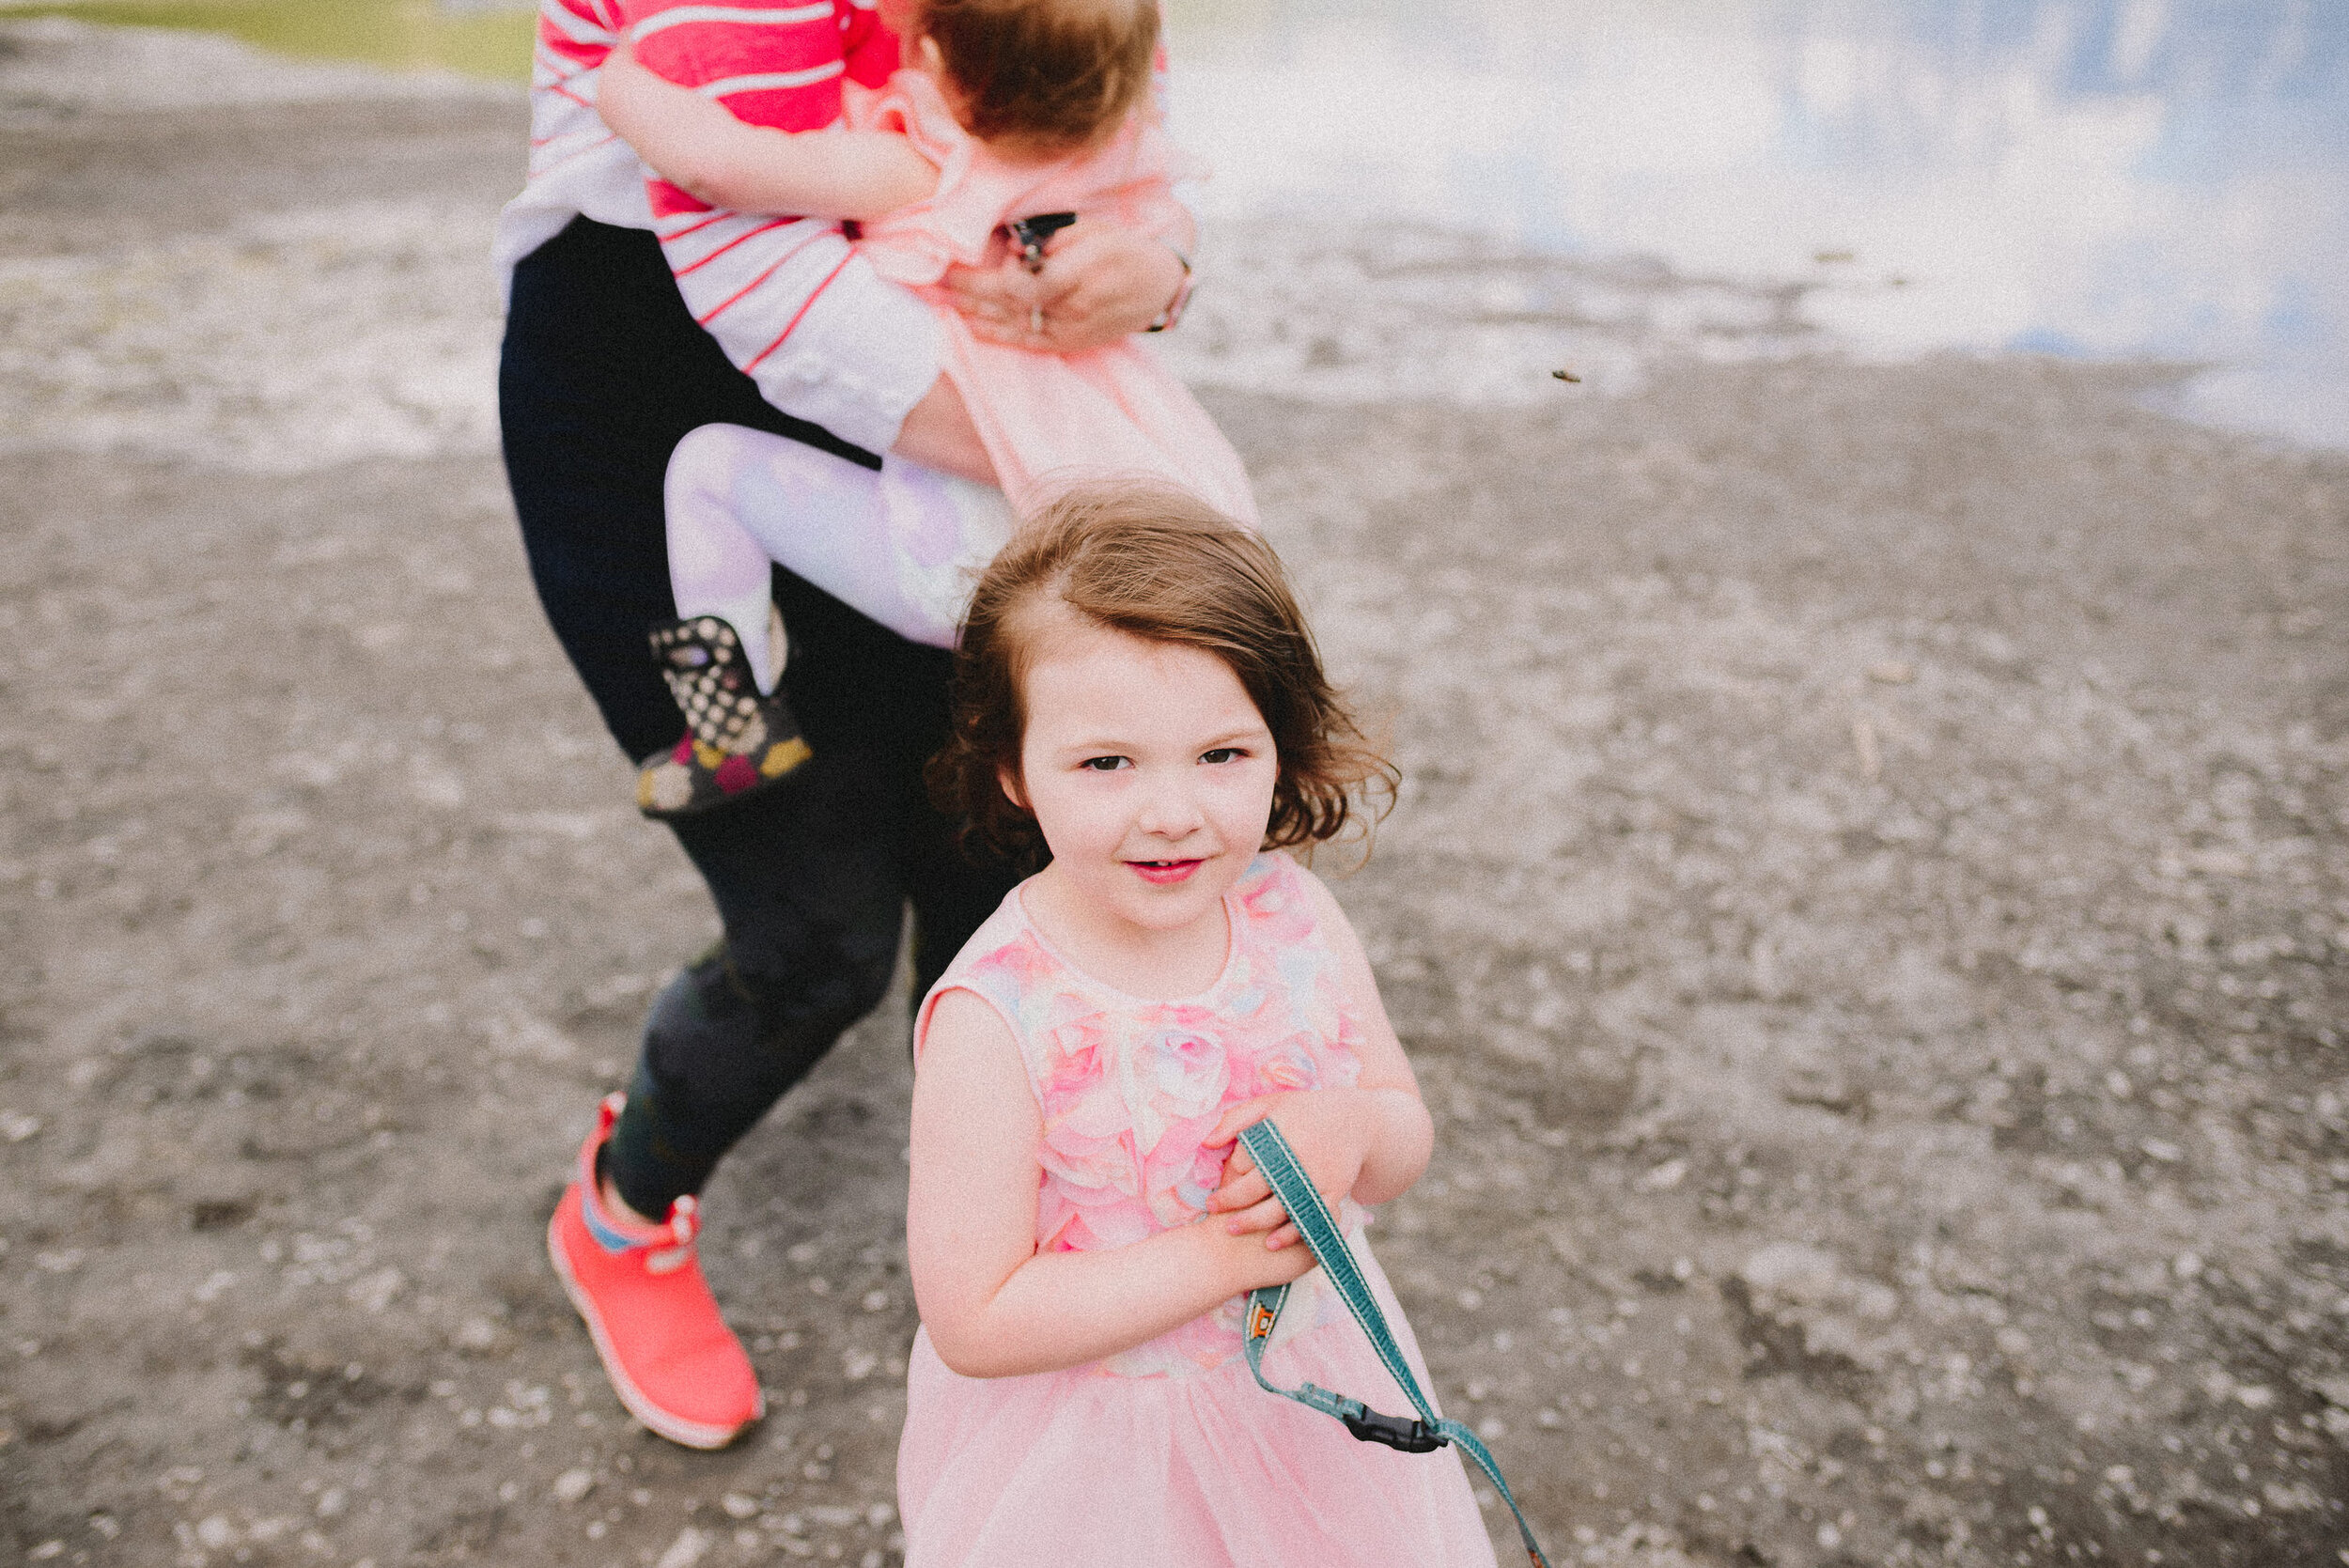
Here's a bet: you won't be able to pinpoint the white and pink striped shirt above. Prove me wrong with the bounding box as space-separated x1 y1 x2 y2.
495 0 891 269
494 0 942 453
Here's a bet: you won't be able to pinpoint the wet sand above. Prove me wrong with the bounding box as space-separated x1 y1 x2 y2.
3 18 2346 1568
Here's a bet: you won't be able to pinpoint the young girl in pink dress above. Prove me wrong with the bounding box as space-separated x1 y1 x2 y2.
594 0 1258 817
899 488 1501 1566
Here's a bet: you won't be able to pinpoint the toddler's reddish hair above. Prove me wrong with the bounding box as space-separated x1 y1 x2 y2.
915 0 1159 157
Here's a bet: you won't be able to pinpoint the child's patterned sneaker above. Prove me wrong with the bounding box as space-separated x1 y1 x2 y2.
636 613 812 819
547 1094 763 1450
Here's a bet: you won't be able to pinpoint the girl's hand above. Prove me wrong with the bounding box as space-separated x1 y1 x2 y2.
1202 1205 1322 1294
1202 1089 1383 1250
942 220 1187 352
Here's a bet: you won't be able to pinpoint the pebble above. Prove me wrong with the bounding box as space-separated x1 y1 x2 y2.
655 1527 712 1568
1638 1157 1688 1191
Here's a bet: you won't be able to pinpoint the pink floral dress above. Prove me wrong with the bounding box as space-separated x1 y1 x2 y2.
900 853 1497 1567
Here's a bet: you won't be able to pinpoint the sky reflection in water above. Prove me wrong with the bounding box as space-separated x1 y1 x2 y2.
1163 0 2349 444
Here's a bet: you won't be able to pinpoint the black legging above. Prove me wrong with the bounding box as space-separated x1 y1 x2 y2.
499 216 1018 1218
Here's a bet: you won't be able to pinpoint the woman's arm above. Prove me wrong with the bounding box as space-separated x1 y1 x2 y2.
1203 875 1436 1240
596 40 938 220
890 376 996 484
907 989 1315 1379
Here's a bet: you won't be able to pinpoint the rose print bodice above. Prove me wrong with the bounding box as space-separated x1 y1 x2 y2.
915 852 1366 1374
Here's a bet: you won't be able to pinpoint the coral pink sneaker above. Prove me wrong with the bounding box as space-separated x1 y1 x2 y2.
547 1094 763 1449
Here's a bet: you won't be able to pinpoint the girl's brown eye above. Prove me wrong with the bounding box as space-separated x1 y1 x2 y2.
1081 755 1128 771
1200 748 1242 765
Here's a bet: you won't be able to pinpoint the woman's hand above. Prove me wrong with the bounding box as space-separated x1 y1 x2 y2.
942 218 1188 352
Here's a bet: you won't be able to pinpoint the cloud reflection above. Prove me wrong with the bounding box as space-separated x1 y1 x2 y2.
1163 0 2348 444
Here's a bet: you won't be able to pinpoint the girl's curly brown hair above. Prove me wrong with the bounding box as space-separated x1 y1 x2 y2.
928 484 1394 872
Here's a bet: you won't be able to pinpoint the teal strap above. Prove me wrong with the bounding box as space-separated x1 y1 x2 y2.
1237 1119 1551 1568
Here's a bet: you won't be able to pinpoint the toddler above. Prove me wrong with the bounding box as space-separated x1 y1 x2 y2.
594 0 1255 816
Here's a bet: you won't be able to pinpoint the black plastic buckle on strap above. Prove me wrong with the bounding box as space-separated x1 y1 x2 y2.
1004 210 1079 272
1339 1404 1446 1453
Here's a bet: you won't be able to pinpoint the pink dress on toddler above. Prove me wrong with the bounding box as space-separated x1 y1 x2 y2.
901 853 1496 1567
844 69 1258 527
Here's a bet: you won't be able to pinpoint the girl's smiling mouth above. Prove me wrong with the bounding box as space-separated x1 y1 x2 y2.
1128 858 1204 885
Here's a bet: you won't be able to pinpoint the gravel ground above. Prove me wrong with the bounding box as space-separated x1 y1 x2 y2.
3 18 2346 1568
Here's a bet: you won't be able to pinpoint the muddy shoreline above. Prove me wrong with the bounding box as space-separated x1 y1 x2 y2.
3 19 2346 1568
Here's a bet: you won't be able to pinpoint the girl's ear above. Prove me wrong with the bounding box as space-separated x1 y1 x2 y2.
996 762 1029 813
913 33 948 77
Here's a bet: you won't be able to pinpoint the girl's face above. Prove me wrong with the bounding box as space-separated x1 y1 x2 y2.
1005 613 1279 944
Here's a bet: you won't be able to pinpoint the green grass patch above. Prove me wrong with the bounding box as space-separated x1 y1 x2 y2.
0 0 537 81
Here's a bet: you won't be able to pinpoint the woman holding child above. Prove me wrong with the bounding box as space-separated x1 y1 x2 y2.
499 2 1510 1560
496 0 1192 1451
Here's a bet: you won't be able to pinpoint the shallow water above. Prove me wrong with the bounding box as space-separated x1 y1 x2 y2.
1162 0 2349 444
8 0 2344 443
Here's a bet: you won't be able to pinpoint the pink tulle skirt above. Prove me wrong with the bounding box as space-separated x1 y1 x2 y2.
897 1247 1499 1567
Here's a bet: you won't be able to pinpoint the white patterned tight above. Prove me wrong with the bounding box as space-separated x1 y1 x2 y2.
663 422 1014 687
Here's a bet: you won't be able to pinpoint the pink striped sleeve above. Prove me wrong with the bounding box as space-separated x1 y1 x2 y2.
537 0 620 72
622 0 863 132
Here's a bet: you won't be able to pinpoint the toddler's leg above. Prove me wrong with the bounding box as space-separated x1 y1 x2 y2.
665 424 1011 650
636 423 884 820
664 445 788 692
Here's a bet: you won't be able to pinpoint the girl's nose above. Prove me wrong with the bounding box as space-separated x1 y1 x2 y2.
1134 775 1205 836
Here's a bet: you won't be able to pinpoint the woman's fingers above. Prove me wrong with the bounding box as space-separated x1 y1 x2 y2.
941 255 1043 307
959 311 1047 349
937 224 1182 352
954 286 1060 350
941 257 1045 339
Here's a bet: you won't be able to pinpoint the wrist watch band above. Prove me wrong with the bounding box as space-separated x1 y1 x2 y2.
1145 248 1194 333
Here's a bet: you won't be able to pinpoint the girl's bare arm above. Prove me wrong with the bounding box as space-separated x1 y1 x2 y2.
907 989 1315 1380
596 41 938 220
